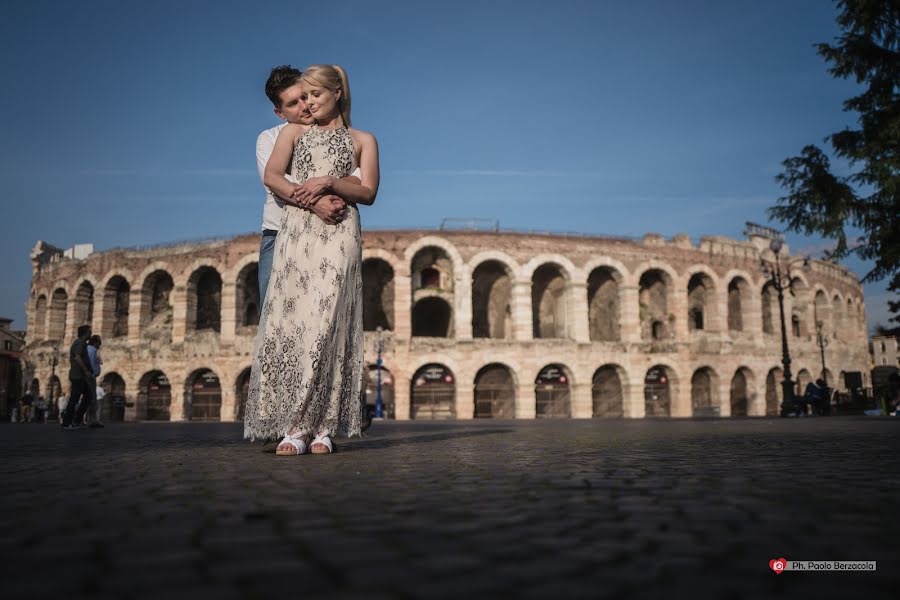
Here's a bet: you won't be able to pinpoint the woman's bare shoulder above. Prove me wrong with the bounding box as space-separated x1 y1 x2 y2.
348 127 377 145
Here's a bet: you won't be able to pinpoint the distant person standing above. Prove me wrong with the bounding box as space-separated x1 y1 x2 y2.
63 325 94 429
86 335 104 428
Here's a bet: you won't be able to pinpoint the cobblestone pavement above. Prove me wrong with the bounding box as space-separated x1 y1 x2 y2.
1 418 898 599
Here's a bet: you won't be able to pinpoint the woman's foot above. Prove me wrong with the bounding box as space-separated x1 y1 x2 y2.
310 432 334 454
276 431 309 456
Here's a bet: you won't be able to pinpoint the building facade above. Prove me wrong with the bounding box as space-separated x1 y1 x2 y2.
1 317 25 418
20 229 871 422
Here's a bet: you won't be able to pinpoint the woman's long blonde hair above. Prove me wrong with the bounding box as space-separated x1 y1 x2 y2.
301 64 351 127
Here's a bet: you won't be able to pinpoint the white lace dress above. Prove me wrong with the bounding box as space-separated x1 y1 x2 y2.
244 125 363 441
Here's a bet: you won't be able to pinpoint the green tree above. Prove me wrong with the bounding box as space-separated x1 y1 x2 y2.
769 0 899 324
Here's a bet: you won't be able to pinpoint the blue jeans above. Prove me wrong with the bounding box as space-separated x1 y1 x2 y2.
258 230 278 314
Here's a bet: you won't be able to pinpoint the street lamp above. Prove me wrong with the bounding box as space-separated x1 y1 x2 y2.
759 238 810 416
815 319 829 387
373 326 384 419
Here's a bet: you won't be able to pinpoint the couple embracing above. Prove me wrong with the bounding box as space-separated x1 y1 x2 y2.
244 64 379 456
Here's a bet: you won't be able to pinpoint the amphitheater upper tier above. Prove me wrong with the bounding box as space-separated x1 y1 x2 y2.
22 228 871 422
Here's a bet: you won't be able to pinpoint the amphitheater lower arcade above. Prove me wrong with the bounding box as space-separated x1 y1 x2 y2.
21 229 871 422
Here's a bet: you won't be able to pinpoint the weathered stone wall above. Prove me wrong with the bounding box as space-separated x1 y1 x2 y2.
21 230 871 422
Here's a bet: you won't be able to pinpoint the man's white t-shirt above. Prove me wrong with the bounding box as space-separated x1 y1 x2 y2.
256 123 362 232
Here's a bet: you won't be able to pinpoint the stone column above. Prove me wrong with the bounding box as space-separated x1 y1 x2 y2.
623 375 645 418
64 299 76 345
220 386 236 422
220 281 237 345
515 383 535 418
745 290 762 342
456 378 474 419
619 285 641 343
393 373 411 420
171 285 188 345
169 369 186 422
127 288 143 345
670 284 689 342
455 268 472 341
567 281 590 343
571 382 592 418
394 275 412 340
92 289 106 340
511 280 533 341
671 377 692 417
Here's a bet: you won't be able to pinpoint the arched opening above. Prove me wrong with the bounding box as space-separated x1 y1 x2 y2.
48 288 68 340
790 278 809 337
730 368 753 417
592 365 623 417
362 258 394 331
639 270 671 340
832 295 843 339
236 263 260 329
687 273 714 332
140 270 174 338
796 369 812 398
820 368 834 388
588 267 621 341
420 267 440 288
33 295 48 339
532 264 568 339
766 368 784 416
846 298 855 335
644 365 674 417
29 378 40 398
139 370 171 421
761 281 776 334
474 363 516 418
814 291 829 335
74 281 94 328
410 364 455 419
691 367 720 417
727 277 749 332
364 364 395 419
472 261 512 339
103 276 130 339
412 297 452 337
791 313 801 337
100 372 126 422
235 367 252 421
185 369 221 422
535 364 571 418
187 267 222 333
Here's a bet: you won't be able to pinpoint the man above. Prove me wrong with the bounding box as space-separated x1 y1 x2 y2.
86 335 104 428
63 325 94 429
256 65 357 307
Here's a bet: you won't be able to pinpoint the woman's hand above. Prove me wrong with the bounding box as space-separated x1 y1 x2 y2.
292 176 334 206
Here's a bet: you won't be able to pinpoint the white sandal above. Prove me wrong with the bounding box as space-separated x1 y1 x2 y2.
275 431 308 456
310 433 334 454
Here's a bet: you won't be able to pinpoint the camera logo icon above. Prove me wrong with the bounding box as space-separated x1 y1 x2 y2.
769 558 787 574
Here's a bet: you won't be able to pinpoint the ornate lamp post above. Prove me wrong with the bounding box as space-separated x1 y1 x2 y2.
759 238 810 416
374 326 384 419
815 319 829 387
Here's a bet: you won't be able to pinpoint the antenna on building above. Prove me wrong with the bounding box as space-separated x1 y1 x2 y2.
439 218 500 232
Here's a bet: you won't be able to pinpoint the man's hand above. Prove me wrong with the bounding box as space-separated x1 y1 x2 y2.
292 176 333 205
309 195 348 225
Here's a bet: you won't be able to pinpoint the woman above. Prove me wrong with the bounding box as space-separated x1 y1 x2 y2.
244 64 380 455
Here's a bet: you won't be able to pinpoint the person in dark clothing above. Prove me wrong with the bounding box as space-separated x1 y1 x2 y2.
62 325 95 428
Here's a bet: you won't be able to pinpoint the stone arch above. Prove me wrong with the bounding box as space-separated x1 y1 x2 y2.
139 268 175 338
535 363 572 418
814 289 829 335
235 367 252 421
691 367 720 417
33 294 48 339
820 368 834 388
730 367 755 417
410 363 456 419
139 370 171 421
403 236 465 277
587 266 623 341
726 275 751 332
100 372 126 422
48 287 68 341
73 279 96 329
363 258 395 332
790 276 811 337
46 375 62 406
644 365 677 417
364 363 396 419
686 271 716 332
766 367 784 416
831 293 844 339
410 245 455 337
796 368 813 398
186 266 222 333
638 267 675 341
532 263 569 339
521 254 577 283
592 364 626 417
102 275 131 339
235 261 260 329
845 297 856 333
471 260 513 339
184 368 222 421
412 297 452 337
474 363 516 418
761 280 777 334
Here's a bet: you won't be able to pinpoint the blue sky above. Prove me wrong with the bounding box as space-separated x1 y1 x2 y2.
0 0 893 331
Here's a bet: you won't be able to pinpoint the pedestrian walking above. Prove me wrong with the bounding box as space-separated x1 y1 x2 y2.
86 335 104 428
62 325 95 429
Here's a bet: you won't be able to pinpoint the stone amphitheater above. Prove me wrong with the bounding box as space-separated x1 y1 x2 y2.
21 228 871 423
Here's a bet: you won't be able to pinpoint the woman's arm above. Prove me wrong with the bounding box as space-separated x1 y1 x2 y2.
263 123 306 204
294 131 380 206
